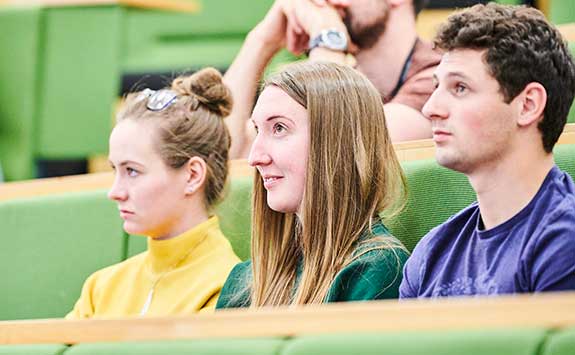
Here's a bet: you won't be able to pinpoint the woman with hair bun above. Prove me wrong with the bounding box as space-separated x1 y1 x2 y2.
67 68 240 318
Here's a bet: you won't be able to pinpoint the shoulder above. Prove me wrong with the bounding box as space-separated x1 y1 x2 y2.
215 260 252 309
86 252 147 287
537 167 575 220
327 223 410 302
413 202 479 255
525 167 575 244
71 252 146 308
527 174 575 253
329 246 408 302
200 228 242 269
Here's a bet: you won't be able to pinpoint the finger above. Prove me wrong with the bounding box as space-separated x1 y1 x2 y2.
286 25 300 53
288 8 306 35
330 0 350 7
348 40 359 54
295 33 310 55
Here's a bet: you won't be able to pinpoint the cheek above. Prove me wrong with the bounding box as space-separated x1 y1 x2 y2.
290 139 309 184
134 177 181 210
454 105 490 141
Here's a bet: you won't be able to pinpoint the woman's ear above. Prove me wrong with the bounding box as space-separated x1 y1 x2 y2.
516 82 547 127
184 156 207 196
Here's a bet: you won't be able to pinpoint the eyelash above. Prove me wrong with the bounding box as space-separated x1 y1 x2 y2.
273 123 287 134
454 83 467 94
126 167 139 177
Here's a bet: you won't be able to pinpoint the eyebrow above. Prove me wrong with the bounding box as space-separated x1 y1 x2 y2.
439 71 472 81
108 160 144 167
252 115 295 126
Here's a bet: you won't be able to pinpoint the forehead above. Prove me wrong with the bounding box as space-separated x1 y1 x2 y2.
108 119 159 161
435 49 492 80
251 86 307 124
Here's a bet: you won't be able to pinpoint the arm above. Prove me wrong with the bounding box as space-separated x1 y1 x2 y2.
225 2 287 159
215 261 253 309
384 103 432 142
398 253 419 299
65 273 97 319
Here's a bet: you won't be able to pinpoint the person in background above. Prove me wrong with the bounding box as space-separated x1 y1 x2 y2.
216 61 409 309
67 68 240 318
400 3 575 298
225 0 441 159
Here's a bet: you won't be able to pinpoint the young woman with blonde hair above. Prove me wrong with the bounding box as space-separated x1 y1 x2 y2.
67 68 240 318
216 62 409 308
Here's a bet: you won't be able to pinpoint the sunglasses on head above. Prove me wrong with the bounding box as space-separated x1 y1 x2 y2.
137 88 178 111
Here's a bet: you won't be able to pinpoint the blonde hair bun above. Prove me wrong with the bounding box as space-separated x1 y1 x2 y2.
171 67 233 117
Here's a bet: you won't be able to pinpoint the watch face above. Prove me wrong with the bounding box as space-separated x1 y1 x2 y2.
323 30 348 51
327 32 345 45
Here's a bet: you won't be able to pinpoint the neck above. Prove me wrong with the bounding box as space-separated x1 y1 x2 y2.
151 201 209 240
355 9 417 98
469 144 554 230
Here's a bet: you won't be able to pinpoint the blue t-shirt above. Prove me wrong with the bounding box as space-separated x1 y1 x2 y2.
400 166 575 298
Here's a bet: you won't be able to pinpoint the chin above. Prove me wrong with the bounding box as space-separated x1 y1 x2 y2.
267 197 299 214
122 222 147 236
435 154 467 173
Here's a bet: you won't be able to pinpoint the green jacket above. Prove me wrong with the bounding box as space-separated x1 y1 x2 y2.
216 220 409 309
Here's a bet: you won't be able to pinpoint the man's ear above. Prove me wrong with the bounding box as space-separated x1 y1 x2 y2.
516 82 547 127
183 156 207 196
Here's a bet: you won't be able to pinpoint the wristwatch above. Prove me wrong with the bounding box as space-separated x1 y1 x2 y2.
308 29 348 53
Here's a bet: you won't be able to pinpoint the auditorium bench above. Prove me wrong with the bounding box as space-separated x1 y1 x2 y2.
0 292 573 354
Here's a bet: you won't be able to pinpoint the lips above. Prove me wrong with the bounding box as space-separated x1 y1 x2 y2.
119 209 134 219
432 128 451 143
261 175 283 189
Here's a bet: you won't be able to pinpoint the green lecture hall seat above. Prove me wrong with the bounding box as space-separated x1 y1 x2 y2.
549 0 575 25
541 327 575 355
0 0 277 181
0 191 124 320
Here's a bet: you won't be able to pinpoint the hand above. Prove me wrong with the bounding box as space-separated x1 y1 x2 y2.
309 0 350 8
249 0 289 54
282 0 349 54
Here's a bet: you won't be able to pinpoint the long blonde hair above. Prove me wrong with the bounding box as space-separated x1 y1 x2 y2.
250 62 407 306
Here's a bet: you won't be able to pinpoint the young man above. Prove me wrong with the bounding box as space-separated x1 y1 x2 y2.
224 0 440 159
400 3 575 298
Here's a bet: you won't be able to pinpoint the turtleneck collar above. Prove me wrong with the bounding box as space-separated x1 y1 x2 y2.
146 216 219 274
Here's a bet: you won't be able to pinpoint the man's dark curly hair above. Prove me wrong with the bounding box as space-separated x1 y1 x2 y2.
434 3 575 153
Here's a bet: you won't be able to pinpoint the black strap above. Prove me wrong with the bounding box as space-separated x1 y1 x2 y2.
389 40 418 99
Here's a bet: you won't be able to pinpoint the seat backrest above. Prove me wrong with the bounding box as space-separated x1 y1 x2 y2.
550 0 575 25
386 159 476 252
0 190 124 320
541 326 575 355
567 42 575 124
555 144 575 180
0 7 41 181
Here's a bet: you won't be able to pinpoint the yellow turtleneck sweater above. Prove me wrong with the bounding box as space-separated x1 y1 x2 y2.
66 216 240 319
